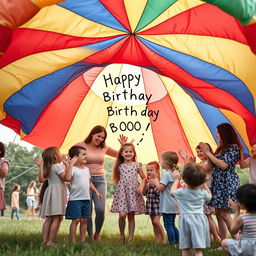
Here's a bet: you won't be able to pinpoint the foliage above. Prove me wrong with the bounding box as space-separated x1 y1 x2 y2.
4 143 42 208
235 166 249 185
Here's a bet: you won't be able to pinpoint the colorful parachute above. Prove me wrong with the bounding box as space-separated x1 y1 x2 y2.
0 0 255 162
202 0 256 25
0 0 65 55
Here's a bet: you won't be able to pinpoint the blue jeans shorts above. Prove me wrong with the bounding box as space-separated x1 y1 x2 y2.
26 198 35 207
66 200 91 219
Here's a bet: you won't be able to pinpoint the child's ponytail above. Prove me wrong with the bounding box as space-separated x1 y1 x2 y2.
39 180 49 205
161 151 179 170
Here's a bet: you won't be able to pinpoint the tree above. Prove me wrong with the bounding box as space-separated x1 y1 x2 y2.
5 143 42 209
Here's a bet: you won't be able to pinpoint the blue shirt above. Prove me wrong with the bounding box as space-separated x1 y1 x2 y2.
159 171 179 214
174 187 211 214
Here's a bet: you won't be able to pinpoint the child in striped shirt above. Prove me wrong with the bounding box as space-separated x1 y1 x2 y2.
222 184 256 256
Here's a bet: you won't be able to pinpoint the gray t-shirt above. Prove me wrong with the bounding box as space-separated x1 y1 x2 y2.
174 188 211 214
159 171 179 214
69 166 90 201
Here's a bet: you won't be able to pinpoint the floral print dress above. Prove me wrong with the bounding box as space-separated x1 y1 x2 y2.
111 162 145 214
209 144 240 209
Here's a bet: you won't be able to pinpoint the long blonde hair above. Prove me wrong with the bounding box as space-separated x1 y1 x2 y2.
42 147 61 178
112 143 136 185
27 180 36 194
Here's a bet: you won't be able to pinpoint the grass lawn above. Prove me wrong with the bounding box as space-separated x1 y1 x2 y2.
0 205 226 256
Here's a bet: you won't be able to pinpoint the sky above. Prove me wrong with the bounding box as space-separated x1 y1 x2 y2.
0 124 33 149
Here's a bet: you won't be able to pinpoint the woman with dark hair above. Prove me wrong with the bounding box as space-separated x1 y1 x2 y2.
77 125 127 241
199 123 241 240
0 142 9 217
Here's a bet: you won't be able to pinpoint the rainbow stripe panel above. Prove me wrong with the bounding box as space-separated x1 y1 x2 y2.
0 0 255 162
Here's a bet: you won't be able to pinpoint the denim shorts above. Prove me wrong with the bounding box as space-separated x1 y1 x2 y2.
26 198 35 207
65 200 91 219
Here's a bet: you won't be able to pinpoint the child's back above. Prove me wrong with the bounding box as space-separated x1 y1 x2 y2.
174 187 211 214
41 163 66 217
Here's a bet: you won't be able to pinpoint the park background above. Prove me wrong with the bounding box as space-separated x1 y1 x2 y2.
0 142 249 256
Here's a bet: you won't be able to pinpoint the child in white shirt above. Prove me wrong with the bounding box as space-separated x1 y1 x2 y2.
65 146 102 244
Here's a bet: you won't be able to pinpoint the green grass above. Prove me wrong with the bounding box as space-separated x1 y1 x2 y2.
0 205 226 256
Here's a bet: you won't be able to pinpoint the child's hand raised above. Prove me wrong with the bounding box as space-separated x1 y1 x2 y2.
147 178 158 187
228 199 239 212
61 155 69 165
188 156 196 163
69 156 78 165
178 150 188 160
118 134 128 145
148 172 156 179
199 142 210 153
34 157 42 166
173 169 181 180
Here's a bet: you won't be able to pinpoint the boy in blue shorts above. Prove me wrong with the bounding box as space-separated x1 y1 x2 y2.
65 145 102 244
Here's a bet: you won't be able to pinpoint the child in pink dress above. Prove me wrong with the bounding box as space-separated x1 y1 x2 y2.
111 143 146 244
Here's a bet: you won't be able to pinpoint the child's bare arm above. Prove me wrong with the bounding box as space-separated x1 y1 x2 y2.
231 215 243 235
148 175 166 192
142 179 147 196
228 199 243 235
136 164 146 194
170 170 181 196
200 142 228 170
65 156 77 181
202 182 212 196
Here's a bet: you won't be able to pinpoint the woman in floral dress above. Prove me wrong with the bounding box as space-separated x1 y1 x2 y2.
199 123 242 240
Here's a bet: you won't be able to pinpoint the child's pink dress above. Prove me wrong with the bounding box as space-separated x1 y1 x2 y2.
111 162 145 214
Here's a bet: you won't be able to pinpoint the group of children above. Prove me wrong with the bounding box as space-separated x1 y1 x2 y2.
36 145 102 246
111 143 256 256
2 139 255 255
